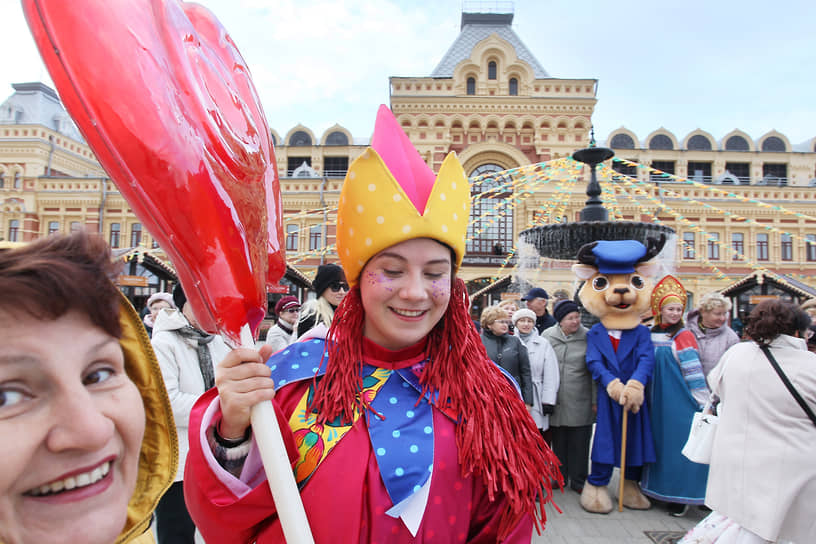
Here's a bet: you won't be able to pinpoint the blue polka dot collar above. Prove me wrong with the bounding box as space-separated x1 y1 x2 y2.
267 338 444 534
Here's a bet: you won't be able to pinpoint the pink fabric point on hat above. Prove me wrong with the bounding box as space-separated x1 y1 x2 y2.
370 105 435 214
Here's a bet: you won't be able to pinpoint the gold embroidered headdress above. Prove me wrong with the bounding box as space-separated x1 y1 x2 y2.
650 274 687 325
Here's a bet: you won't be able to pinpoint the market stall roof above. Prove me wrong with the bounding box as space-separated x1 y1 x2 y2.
719 269 816 300
469 274 513 300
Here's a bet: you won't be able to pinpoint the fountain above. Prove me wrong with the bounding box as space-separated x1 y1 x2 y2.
519 131 675 261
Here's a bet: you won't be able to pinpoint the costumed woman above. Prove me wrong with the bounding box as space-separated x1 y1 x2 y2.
513 308 560 443
680 300 816 544
0 232 176 544
640 275 709 517
183 105 561 543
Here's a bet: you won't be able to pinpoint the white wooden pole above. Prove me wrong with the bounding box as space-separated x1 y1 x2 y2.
239 325 314 543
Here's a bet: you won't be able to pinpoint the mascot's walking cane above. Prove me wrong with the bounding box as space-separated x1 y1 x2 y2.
618 408 628 512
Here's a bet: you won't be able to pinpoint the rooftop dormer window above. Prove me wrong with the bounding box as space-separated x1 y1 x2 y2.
488 61 497 80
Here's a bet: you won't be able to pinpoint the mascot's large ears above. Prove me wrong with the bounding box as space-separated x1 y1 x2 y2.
573 263 599 280
572 234 666 279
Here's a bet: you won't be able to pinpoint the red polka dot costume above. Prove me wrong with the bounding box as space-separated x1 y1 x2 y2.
184 106 560 542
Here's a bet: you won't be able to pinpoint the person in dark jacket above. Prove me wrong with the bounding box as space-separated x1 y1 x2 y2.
480 305 533 406
296 262 347 338
521 287 557 333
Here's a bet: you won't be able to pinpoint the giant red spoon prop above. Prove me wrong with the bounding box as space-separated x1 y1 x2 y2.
23 1 312 541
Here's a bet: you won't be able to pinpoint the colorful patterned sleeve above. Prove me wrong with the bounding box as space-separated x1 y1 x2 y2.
672 329 709 408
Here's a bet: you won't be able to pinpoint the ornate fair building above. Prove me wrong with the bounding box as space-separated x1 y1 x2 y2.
2 9 815 314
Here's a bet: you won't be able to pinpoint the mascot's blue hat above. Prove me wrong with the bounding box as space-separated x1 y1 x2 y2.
591 240 647 274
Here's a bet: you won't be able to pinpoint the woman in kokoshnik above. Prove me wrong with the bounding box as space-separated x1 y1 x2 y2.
183 105 562 543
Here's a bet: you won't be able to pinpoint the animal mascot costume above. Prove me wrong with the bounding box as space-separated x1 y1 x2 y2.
572 237 663 514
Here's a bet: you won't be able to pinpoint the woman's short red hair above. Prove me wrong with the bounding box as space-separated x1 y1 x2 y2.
0 231 122 338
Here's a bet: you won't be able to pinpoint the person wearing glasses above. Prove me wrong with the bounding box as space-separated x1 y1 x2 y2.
480 305 534 407
263 296 300 352
295 262 348 339
183 106 559 542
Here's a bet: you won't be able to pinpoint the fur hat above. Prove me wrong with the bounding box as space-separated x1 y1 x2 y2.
511 308 536 325
335 105 470 286
553 299 580 323
312 263 346 298
274 295 300 315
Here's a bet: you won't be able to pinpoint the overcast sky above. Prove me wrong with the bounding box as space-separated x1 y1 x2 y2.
2 0 814 146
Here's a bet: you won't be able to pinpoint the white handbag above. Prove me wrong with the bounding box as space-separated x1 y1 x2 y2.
681 400 718 464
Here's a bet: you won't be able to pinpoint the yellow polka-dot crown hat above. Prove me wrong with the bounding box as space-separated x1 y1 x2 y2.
337 105 470 286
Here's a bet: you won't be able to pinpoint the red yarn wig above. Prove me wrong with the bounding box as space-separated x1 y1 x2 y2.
310 277 562 538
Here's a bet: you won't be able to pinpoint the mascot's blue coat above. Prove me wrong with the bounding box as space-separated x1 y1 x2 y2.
586 324 656 466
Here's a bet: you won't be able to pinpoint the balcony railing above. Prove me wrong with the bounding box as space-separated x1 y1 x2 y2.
284 169 348 179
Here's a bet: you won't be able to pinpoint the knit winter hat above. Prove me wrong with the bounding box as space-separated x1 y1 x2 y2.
336 105 470 286
553 299 580 323
147 292 175 309
511 308 536 325
274 295 300 315
311 263 346 298
172 283 186 310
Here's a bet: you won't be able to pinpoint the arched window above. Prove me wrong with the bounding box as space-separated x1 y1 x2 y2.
509 78 518 96
14 172 21 189
648 134 673 150
466 77 476 95
289 131 312 147
325 131 349 146
610 134 635 149
468 164 513 257
0 171 4 189
725 135 749 151
761 136 786 152
48 221 59 235
488 61 497 80
687 135 712 151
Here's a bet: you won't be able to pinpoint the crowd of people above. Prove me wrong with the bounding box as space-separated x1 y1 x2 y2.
5 236 816 544
3 112 815 543
475 279 816 544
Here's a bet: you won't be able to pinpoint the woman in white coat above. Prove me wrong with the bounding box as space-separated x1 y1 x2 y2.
681 299 816 544
151 284 231 543
513 308 560 442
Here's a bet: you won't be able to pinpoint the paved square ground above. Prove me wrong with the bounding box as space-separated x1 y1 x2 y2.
532 470 705 544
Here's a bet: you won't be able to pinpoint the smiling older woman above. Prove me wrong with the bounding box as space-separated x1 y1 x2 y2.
686 291 740 378
0 232 175 544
